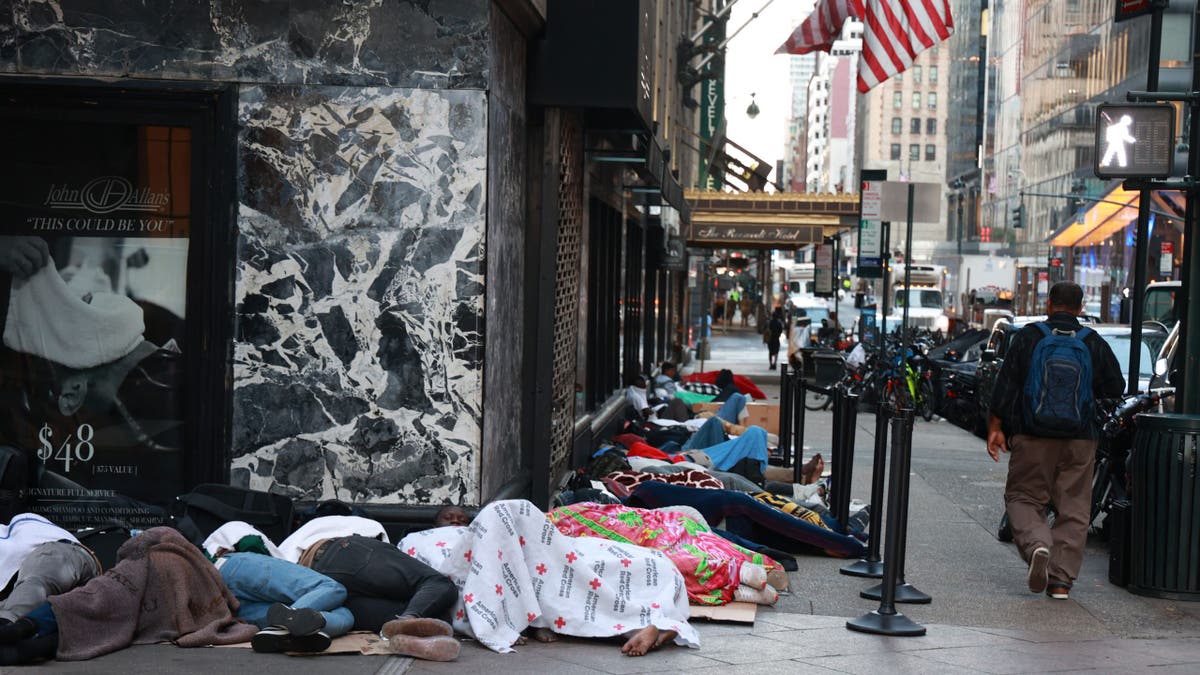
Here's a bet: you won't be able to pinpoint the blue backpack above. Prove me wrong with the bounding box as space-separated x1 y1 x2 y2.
1023 322 1095 437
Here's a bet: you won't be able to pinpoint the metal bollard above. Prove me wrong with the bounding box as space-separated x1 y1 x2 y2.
792 373 807 480
860 408 931 604
830 388 859 536
846 409 927 636
841 404 889 577
779 363 792 467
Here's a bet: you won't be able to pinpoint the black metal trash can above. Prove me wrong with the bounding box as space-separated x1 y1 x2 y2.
1128 413 1200 601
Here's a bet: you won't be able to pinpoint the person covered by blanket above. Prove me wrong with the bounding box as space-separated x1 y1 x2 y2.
0 527 257 666
402 500 701 657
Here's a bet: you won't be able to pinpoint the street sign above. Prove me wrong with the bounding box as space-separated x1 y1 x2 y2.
1114 0 1156 23
1094 103 1175 179
858 171 886 279
1161 241 1174 275
1049 257 1063 268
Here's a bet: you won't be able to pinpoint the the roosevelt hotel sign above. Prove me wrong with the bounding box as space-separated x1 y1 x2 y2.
687 223 825 247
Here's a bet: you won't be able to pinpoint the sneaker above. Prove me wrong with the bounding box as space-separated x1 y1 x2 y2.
252 628 332 653
1046 583 1070 600
266 603 325 636
1027 546 1050 593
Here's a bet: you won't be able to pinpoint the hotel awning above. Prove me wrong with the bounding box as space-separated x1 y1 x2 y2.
1046 183 1138 248
1046 183 1186 248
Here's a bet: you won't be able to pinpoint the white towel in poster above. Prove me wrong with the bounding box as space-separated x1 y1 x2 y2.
3 265 144 369
399 500 700 654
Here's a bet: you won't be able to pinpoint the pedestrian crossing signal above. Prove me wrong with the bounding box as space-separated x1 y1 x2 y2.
1094 103 1175 179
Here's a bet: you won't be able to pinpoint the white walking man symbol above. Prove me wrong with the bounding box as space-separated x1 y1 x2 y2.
1100 115 1137 168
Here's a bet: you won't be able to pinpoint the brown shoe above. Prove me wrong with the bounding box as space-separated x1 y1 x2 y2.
1046 583 1070 600
381 617 454 638
1027 546 1050 593
384 634 461 661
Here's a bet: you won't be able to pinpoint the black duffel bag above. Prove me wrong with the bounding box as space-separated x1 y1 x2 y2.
172 484 294 546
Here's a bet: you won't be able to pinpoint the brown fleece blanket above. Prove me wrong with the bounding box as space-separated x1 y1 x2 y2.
49 526 257 661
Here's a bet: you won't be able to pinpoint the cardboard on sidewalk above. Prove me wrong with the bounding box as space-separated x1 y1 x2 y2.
691 402 779 435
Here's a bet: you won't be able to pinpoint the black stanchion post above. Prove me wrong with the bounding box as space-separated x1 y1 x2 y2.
833 389 859 535
861 410 931 604
841 405 889 577
793 373 808 483
847 409 926 636
779 363 792 467
829 386 845 522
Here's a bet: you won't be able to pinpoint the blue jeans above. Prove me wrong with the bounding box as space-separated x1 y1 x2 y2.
218 553 354 637
716 393 747 424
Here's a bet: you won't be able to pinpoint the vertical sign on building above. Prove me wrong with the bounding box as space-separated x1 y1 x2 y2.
1161 241 1174 276
698 16 726 190
814 243 834 297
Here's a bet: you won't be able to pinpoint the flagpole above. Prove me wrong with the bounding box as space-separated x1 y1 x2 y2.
689 0 743 43
695 0 781 71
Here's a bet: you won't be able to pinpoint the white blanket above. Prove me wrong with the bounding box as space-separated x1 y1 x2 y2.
3 265 144 369
202 521 285 559
399 500 700 654
277 515 388 562
1 513 78 588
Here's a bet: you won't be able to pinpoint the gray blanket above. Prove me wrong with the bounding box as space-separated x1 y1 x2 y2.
49 526 257 661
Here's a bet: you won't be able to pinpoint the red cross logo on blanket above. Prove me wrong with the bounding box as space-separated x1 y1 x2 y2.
436 541 446 547
614 623 624 631
456 609 465 620
651 603 660 609
565 552 578 563
527 612 537 622
589 578 602 590
464 593 474 603
406 547 416 555
554 617 566 629
519 536 526 546
536 564 547 575
464 550 472 562
495 584 504 596
498 550 503 559
621 559 631 568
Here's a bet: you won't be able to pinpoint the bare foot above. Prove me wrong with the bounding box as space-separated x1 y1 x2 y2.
512 635 528 646
621 625 675 656
531 627 557 643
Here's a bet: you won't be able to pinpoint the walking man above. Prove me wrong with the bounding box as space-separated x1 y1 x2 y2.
986 282 1123 599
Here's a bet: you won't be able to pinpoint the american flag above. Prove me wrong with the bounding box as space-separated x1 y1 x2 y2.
774 0 860 55
775 0 954 93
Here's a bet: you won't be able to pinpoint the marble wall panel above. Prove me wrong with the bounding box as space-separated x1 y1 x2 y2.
1 0 488 88
231 84 486 506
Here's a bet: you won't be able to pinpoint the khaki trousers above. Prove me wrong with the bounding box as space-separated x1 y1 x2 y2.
1005 434 1097 587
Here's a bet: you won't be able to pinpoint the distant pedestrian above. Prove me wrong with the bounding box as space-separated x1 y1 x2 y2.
765 308 785 370
985 282 1123 600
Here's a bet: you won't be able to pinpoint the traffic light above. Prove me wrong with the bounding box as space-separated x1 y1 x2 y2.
1011 203 1024 229
1069 179 1086 211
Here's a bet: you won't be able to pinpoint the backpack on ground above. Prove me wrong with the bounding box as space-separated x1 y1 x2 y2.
1022 322 1095 437
171 484 294 547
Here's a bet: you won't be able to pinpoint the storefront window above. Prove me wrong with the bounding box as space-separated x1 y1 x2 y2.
0 85 230 528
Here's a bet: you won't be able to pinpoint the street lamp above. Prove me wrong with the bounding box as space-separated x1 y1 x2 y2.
746 93 760 119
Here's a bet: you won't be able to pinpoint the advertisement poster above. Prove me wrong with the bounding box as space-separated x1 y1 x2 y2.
1 119 192 529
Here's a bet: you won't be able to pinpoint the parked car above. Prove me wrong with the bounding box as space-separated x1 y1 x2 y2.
975 320 1167 431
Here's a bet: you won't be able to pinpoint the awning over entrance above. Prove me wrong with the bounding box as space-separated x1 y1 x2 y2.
685 189 859 249
1046 183 1185 248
